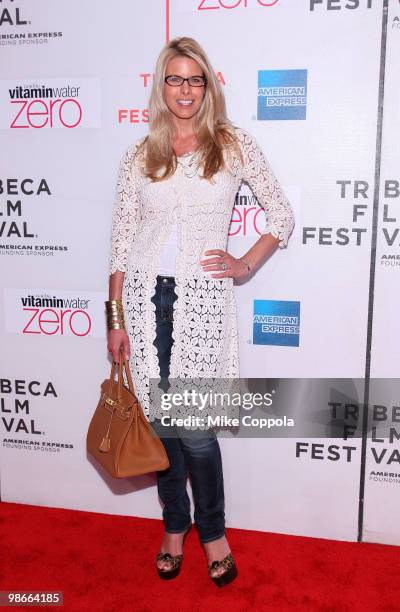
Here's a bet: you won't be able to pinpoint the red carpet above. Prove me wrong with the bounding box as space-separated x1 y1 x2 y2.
0 501 397 611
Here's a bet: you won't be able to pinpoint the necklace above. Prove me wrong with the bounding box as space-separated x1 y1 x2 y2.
177 150 197 158
176 150 201 178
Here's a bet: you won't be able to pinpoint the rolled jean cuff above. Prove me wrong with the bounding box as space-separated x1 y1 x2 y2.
199 530 226 544
165 521 192 535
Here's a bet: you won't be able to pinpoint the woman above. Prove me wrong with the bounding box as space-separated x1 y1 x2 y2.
107 36 294 587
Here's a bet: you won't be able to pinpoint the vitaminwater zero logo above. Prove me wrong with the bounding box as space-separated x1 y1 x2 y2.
257 70 307 121
253 300 300 347
0 78 101 129
3 289 107 337
229 184 268 237
197 0 279 9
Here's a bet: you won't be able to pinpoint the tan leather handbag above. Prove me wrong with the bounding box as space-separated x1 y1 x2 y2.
86 354 169 478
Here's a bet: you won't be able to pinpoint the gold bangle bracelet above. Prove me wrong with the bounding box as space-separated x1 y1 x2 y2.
106 314 125 321
107 319 125 326
106 304 124 311
105 296 125 331
106 308 124 315
108 323 126 331
105 300 124 311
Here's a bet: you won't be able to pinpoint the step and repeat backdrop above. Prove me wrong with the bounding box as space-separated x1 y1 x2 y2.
1 0 399 545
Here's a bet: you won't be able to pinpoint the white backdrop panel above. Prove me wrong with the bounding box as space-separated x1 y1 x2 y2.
0 0 397 545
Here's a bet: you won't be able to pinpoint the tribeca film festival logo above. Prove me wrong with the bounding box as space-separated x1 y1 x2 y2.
1 378 74 453
0 0 27 26
302 179 399 251
368 403 400 485
309 0 373 10
303 180 370 247
257 70 307 121
296 399 359 465
0 177 69 258
1 378 55 436
253 299 300 347
0 78 101 129
0 0 64 47
380 180 400 270
295 395 400 471
3 289 107 337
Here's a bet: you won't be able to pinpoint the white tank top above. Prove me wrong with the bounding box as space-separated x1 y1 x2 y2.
157 223 178 276
157 151 198 277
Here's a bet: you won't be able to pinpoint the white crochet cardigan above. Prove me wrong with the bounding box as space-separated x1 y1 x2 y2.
109 126 295 421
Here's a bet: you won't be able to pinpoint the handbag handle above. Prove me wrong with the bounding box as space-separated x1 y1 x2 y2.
107 352 136 401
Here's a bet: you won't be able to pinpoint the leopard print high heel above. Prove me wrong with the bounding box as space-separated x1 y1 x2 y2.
156 551 184 580
156 524 191 580
208 552 238 587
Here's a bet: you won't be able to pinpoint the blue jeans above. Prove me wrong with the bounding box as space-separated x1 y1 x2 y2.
150 274 226 544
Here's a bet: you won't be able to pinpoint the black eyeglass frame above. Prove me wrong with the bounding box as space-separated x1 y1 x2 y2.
164 75 207 87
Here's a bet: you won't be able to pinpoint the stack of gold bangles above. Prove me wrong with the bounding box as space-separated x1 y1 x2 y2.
105 299 126 331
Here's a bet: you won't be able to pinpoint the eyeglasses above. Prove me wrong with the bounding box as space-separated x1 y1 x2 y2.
165 75 207 87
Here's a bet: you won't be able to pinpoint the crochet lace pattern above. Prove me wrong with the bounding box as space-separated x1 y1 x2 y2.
109 127 294 421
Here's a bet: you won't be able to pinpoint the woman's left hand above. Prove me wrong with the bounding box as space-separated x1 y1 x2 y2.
200 249 250 281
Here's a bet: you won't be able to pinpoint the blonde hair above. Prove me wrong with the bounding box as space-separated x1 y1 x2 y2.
140 36 240 182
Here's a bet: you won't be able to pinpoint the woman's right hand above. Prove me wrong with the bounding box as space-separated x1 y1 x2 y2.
107 329 131 363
